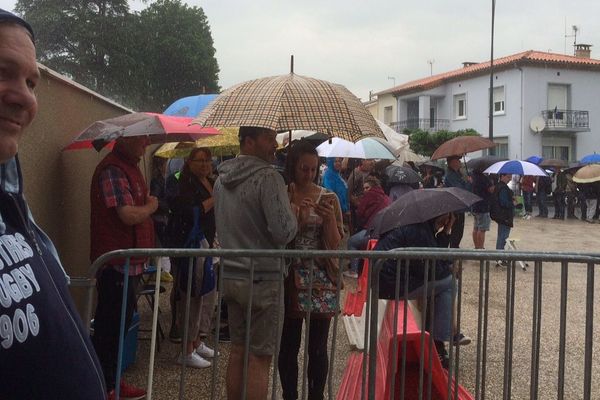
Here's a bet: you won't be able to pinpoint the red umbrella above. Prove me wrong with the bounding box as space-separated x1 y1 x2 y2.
64 112 219 151
431 136 495 160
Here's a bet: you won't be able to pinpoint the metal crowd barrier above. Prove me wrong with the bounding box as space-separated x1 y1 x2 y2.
75 248 599 400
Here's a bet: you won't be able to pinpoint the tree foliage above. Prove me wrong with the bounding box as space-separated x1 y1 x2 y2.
15 0 220 111
407 128 480 157
128 0 220 110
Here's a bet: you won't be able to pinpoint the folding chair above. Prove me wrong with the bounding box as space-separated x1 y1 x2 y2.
136 266 166 351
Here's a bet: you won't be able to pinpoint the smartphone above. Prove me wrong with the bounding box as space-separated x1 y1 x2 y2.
319 192 336 207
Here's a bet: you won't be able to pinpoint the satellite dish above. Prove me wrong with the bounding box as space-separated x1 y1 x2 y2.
530 116 546 134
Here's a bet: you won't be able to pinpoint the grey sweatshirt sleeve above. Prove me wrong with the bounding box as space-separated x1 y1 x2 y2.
260 171 298 246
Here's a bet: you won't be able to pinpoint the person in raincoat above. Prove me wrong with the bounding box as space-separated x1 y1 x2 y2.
322 157 350 233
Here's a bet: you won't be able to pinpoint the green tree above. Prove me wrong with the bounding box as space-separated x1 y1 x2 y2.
127 0 220 111
407 128 480 157
15 0 220 111
15 0 131 96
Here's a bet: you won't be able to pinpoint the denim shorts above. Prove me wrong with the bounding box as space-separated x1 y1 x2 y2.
473 212 491 231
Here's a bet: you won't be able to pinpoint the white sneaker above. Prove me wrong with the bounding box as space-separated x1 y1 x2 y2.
196 342 217 358
177 352 211 369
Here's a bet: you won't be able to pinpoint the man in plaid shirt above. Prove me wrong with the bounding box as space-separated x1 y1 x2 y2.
90 135 157 400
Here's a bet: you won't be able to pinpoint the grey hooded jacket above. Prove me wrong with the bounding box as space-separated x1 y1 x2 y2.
214 155 297 279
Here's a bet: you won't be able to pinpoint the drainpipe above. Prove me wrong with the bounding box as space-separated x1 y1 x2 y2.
488 0 496 154
517 65 524 159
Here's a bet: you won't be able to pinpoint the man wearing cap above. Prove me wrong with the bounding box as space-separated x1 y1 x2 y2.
444 156 472 248
90 135 157 400
0 9 106 399
214 126 297 400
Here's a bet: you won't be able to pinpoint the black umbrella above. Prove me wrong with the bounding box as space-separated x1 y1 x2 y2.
385 165 422 185
368 187 481 237
418 161 445 173
564 161 584 174
466 155 508 172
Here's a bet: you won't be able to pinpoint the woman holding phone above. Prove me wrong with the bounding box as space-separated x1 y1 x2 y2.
278 141 344 400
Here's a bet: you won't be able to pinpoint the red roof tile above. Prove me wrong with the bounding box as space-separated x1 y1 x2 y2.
377 50 600 96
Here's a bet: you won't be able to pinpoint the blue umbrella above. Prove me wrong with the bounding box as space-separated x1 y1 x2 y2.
581 153 600 164
525 155 543 165
164 94 218 117
484 160 547 176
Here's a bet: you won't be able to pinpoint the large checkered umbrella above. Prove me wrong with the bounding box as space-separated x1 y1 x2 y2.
192 73 384 142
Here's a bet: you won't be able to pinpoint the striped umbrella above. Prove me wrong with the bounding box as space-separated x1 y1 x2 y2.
193 73 384 142
484 160 547 176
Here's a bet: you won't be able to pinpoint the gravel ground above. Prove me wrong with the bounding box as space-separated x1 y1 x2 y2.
123 211 599 399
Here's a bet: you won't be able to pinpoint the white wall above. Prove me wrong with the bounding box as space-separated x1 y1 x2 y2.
521 66 600 160
393 65 600 161
377 93 397 123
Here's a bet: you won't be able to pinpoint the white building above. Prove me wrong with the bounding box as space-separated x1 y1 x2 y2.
374 47 600 161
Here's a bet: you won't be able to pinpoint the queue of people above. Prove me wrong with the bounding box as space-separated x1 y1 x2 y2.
4 9 598 400
0 10 475 396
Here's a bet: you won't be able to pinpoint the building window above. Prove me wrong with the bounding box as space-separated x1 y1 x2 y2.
494 142 509 158
383 106 393 125
542 145 570 161
493 86 505 115
454 94 467 119
483 137 508 158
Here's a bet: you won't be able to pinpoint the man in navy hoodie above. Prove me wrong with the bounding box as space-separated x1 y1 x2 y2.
0 9 106 399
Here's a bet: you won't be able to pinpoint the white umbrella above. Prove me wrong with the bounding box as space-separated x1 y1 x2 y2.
483 160 547 176
316 137 396 159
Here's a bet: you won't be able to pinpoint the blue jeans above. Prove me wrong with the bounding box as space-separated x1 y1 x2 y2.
403 275 454 342
348 229 369 272
496 223 511 250
537 191 548 216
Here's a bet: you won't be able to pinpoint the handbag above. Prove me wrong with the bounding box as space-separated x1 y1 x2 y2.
179 207 215 297
287 260 338 316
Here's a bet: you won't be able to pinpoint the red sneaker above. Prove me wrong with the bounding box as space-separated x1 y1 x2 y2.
107 381 146 400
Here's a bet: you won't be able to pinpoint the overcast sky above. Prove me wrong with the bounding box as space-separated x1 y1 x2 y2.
2 0 600 101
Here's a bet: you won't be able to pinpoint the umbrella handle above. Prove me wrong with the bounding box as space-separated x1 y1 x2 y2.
463 154 469 175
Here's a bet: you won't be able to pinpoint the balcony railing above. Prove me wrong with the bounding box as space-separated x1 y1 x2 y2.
542 109 590 131
390 118 450 133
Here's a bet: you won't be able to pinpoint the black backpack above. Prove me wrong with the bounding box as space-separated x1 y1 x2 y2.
489 184 513 227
